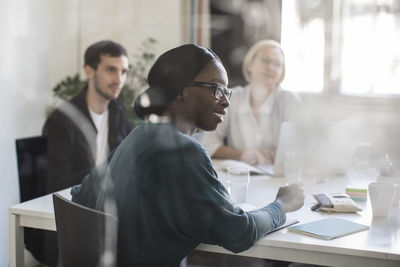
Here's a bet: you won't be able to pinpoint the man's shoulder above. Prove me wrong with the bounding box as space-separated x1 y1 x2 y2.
47 97 83 120
46 103 71 124
43 106 75 136
48 89 86 117
108 97 128 115
43 95 89 133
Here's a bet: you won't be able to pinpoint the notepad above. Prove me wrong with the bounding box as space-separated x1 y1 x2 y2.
212 159 274 175
345 186 368 201
236 203 299 235
288 218 369 240
267 218 299 235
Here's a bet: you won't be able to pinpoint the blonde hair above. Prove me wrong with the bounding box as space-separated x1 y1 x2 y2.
242 39 285 85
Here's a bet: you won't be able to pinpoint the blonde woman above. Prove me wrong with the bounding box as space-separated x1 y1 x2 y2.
201 39 302 165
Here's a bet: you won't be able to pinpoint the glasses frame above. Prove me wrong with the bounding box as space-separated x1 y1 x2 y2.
187 81 232 101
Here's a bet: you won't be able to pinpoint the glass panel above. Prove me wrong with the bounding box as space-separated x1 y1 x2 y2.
281 0 325 93
340 0 400 95
281 0 400 96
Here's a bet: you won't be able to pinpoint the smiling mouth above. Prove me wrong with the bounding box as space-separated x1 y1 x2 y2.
213 112 224 119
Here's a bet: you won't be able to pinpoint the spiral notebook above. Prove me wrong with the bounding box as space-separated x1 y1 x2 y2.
288 218 369 240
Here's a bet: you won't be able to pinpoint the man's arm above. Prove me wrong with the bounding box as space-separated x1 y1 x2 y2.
43 111 93 193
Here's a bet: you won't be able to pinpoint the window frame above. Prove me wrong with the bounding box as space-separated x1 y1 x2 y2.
284 0 400 107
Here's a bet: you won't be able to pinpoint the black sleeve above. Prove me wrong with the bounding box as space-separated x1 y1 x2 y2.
108 99 134 151
43 111 92 193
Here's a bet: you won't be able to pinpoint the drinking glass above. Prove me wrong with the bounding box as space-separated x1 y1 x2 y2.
284 151 302 184
368 182 397 217
227 167 250 204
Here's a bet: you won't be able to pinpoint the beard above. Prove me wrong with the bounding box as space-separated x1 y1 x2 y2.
93 73 120 101
94 83 113 100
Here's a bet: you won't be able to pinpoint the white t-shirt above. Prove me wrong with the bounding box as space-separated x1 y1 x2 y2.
89 108 109 165
201 85 302 156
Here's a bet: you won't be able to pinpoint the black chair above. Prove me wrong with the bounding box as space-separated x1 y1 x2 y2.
15 136 47 202
53 193 118 267
16 136 60 266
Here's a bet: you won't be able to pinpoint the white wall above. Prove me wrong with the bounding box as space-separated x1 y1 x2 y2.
0 0 187 264
0 1 80 264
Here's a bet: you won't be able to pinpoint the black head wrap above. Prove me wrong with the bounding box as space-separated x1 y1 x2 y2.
133 44 219 119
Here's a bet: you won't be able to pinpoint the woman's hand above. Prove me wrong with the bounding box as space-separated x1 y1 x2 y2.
240 150 260 165
259 149 276 164
240 149 275 165
275 183 305 213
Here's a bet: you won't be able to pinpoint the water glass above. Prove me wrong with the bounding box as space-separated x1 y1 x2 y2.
284 151 302 184
227 167 250 204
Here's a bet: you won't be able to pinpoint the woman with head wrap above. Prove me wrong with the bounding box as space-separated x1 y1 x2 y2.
71 44 304 266
201 40 302 165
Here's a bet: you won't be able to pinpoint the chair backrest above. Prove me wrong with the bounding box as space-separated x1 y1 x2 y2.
53 193 118 267
15 136 47 202
16 137 59 266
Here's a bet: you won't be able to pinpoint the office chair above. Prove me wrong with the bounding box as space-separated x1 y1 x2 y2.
53 193 118 267
15 136 60 265
15 136 47 202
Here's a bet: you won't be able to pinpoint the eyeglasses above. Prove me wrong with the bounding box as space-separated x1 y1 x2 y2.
187 81 232 101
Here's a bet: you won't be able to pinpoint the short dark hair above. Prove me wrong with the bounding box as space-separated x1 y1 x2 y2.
84 40 127 70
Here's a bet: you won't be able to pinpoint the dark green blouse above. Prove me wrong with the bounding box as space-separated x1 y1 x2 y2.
72 122 285 267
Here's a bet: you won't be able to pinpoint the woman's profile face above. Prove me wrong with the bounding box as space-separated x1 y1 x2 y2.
248 46 284 89
183 60 229 131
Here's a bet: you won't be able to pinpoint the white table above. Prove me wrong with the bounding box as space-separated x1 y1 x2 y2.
198 174 400 266
9 176 400 267
9 188 71 267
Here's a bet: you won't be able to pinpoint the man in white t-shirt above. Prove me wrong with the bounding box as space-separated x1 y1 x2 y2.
36 40 133 266
43 40 133 193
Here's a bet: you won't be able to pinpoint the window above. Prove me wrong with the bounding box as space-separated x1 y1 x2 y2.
281 0 400 97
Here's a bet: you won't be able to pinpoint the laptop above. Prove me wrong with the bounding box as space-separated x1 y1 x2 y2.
273 120 400 177
213 120 399 177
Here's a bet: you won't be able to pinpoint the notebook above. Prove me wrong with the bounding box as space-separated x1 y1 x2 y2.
237 203 299 235
266 218 299 235
288 217 369 240
212 159 274 175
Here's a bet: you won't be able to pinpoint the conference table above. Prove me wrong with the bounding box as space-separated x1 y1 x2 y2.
9 172 400 267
